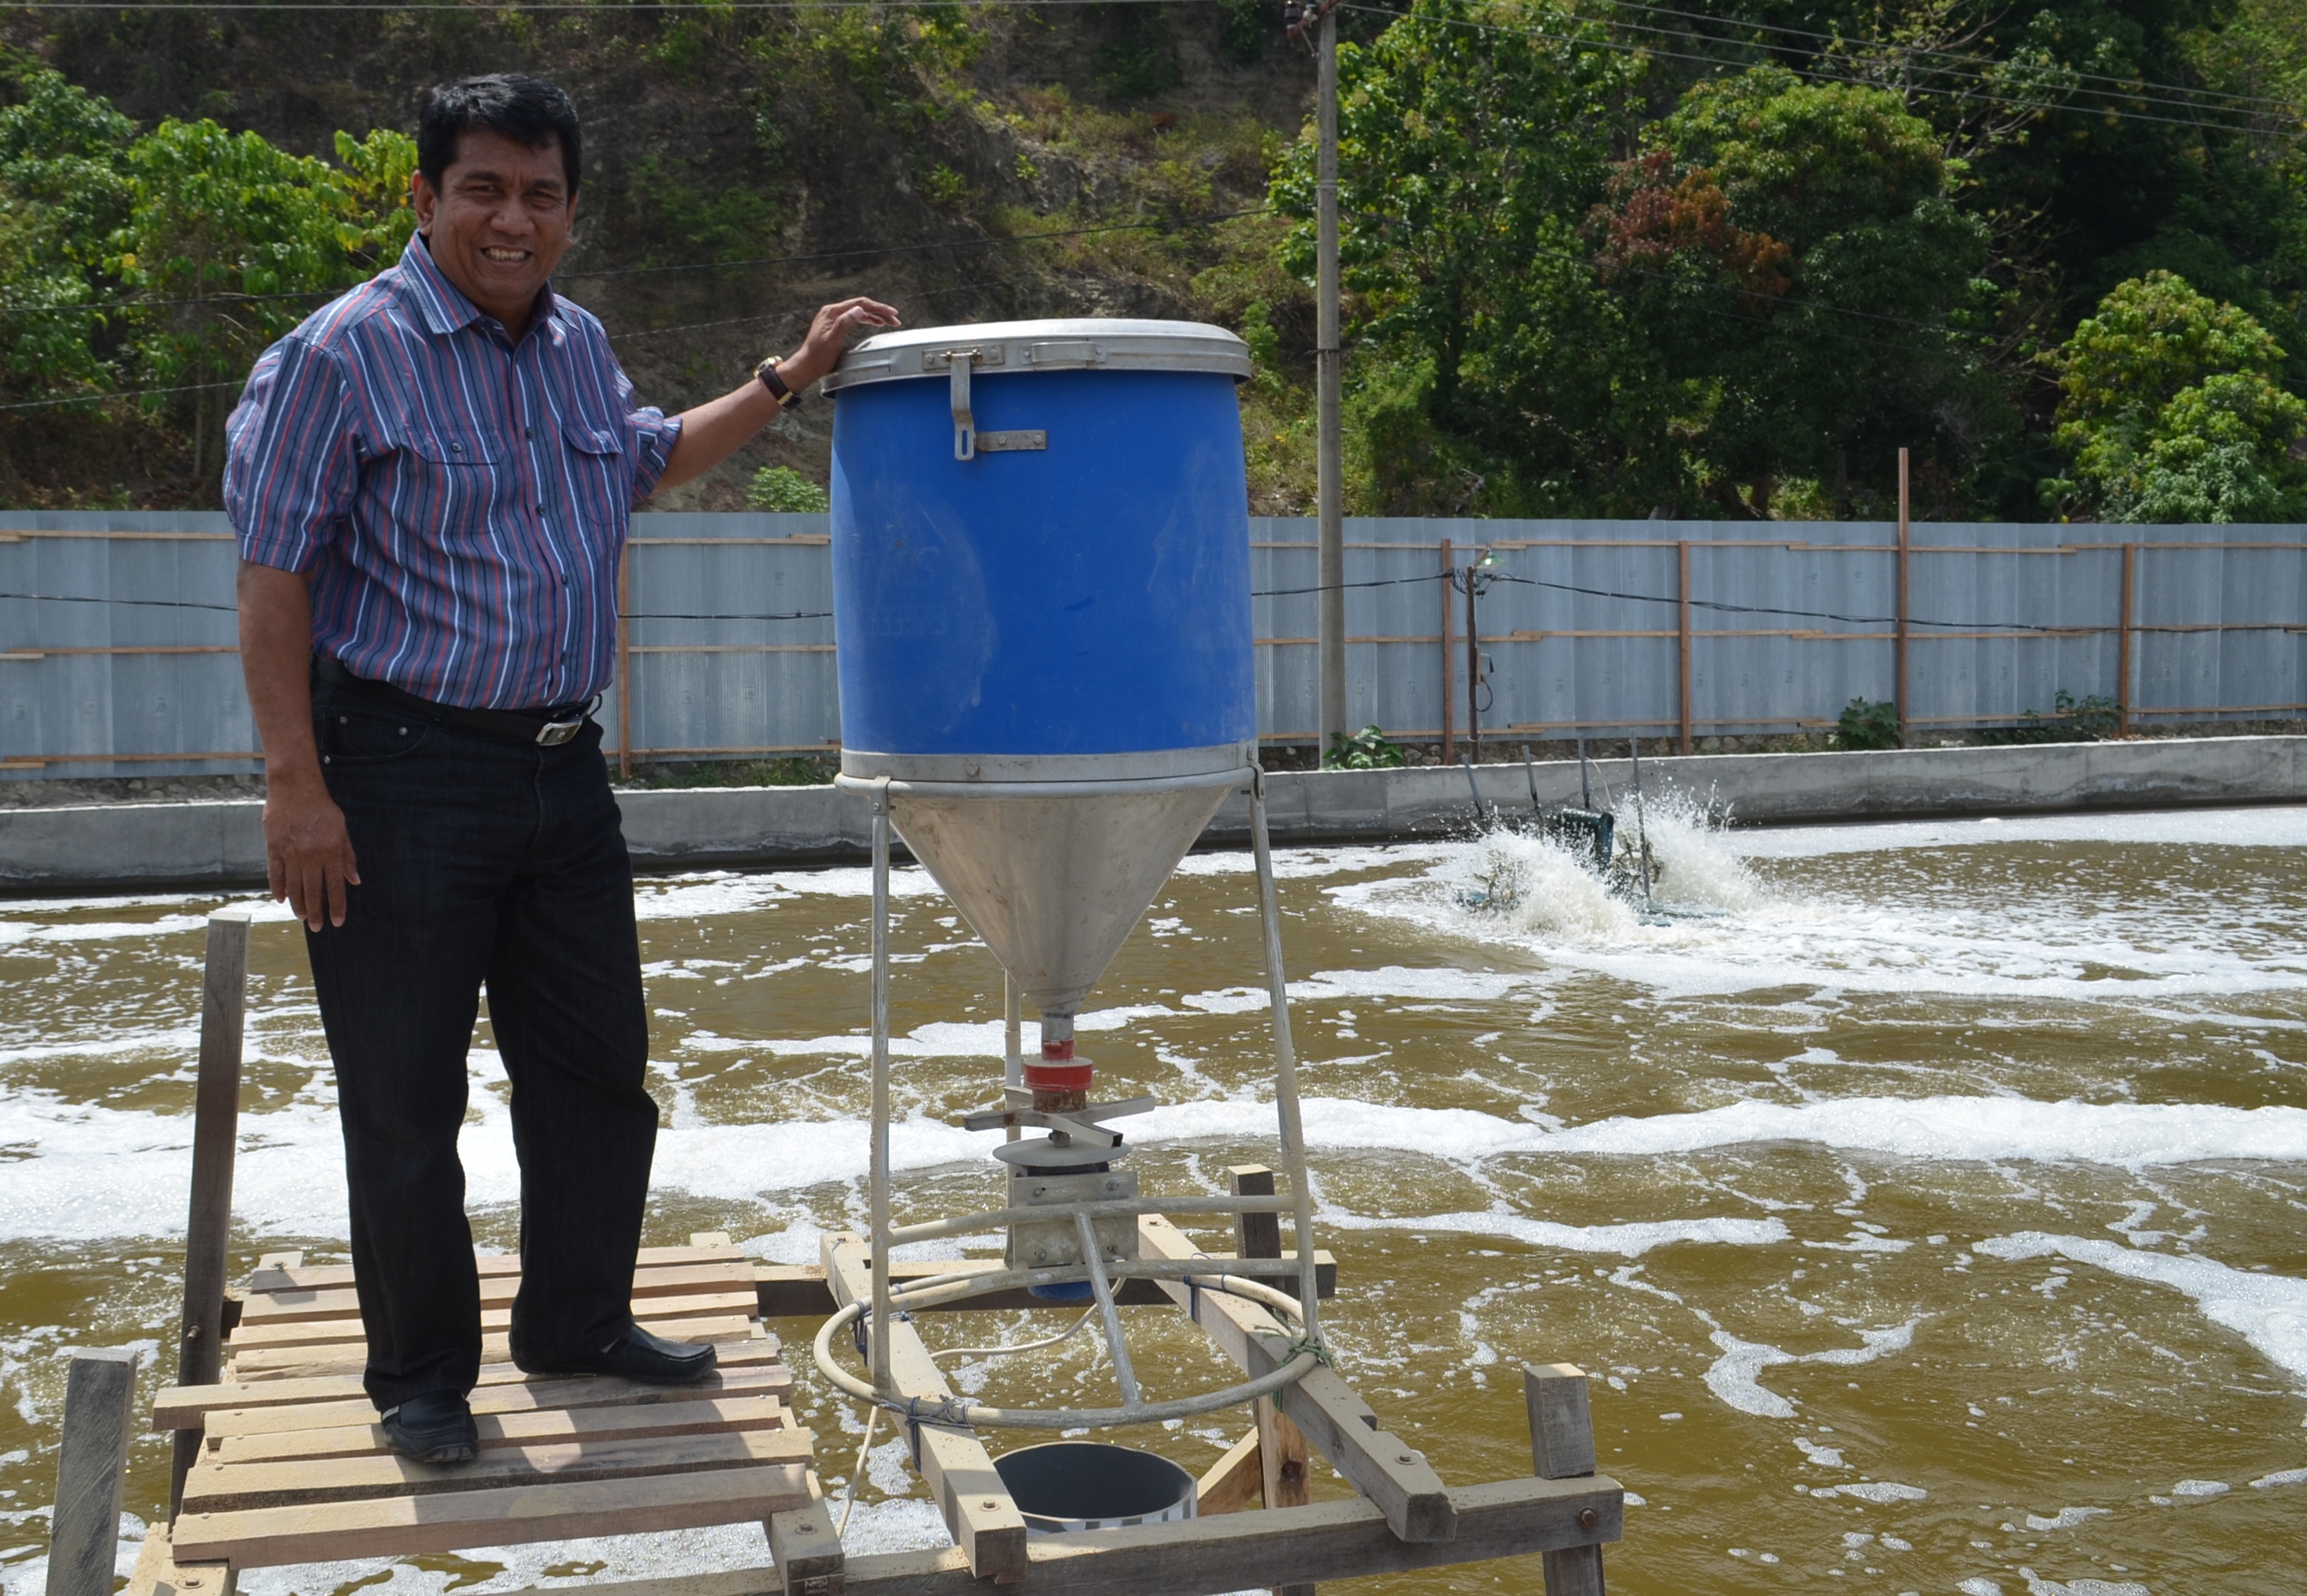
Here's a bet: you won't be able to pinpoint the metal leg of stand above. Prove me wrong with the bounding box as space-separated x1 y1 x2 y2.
1003 974 1023 1145
1248 773 1322 1344
869 788 895 1397
1074 1213 1141 1406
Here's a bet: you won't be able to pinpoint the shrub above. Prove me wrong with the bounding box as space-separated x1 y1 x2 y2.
747 465 830 511
1324 726 1408 769
1832 697 1901 750
1986 690 2122 745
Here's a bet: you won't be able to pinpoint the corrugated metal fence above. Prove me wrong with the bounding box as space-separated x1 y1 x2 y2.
3 510 2301 778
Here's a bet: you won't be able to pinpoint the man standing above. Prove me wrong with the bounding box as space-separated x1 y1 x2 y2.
225 73 896 1464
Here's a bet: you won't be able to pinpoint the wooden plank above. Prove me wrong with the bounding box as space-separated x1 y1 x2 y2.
837 1475 1617 1596
765 1478 844 1596
1194 1429 1263 1516
225 1315 762 1379
1138 1216 1456 1543
822 1233 1027 1582
182 1425 816 1513
755 1254 1336 1319
175 910 251 1511
172 1462 813 1568
240 1262 759 1324
243 1245 746 1293
122 1524 232 1596
155 1347 789 1428
214 1393 785 1464
1230 1162 1314 1596
197 1367 795 1441
1526 1364 1606 1596
227 1291 758 1349
50 1348 141 1596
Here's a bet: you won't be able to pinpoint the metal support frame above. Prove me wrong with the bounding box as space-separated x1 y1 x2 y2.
836 765 1325 1430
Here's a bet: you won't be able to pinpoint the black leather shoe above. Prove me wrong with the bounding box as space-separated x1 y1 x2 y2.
527 1322 718 1385
381 1391 478 1464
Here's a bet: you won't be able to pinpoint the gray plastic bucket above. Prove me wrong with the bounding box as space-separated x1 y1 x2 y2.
992 1441 1198 1532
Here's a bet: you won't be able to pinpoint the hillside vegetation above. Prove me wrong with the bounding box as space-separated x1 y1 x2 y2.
2 0 2302 521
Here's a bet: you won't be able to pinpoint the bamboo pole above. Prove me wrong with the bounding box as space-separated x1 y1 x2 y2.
1895 448 1911 747
1314 3 1344 749
1677 540 1692 755
1439 539 1456 764
2118 543 2137 738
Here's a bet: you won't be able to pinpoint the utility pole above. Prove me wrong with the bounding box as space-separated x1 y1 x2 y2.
1292 0 1346 753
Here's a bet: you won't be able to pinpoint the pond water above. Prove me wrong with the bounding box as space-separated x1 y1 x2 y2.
0 802 2302 1596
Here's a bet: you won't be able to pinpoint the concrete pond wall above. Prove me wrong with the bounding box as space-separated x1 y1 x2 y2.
2 735 2299 895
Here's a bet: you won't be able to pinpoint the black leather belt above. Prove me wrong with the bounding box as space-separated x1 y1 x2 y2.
312 655 591 747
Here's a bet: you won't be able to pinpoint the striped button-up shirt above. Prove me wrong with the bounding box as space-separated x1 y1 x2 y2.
224 235 680 709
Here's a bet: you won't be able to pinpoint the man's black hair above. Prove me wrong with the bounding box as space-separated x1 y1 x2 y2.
417 74 581 196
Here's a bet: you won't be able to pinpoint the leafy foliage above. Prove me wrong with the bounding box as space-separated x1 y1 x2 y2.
1832 697 1903 750
2045 271 2306 521
1324 725 1409 769
1984 689 2125 743
746 465 831 512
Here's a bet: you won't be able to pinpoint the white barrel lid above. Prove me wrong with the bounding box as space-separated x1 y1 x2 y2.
824 316 1251 392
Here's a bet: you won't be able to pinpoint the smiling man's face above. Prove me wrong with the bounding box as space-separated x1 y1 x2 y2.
411 127 577 340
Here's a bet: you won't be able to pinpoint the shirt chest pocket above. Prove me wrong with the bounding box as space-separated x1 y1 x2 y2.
400 428 504 534
559 420 630 529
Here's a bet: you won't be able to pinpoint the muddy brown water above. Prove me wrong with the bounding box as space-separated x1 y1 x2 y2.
1 804 2303 1596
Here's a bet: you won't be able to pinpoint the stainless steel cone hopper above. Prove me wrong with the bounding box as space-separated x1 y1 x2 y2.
811 319 1327 1433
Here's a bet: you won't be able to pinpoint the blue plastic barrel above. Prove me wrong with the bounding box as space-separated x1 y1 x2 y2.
825 320 1254 761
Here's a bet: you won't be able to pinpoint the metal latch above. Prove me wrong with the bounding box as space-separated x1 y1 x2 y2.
925 347 1038 461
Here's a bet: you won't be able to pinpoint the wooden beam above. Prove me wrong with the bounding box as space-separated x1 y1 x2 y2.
1232 1167 1314 1596
50 1348 141 1596
1194 1430 1263 1517
836 1475 1610 1596
765 1477 844 1596
755 1255 1333 1320
1138 1217 1455 1543
212 1393 785 1464
176 909 251 1510
182 1426 816 1514
155 1350 790 1430
172 1462 813 1568
1526 1364 1606 1596
241 1244 745 1293
821 1234 1027 1583
122 1524 232 1596
195 1368 794 1442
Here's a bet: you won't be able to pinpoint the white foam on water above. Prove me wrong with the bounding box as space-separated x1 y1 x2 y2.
1172 844 1451 880
2170 1478 2230 1498
1703 1321 1920 1418
0 914 208 945
1812 1481 1927 1504
2017 1572 2151 1596
1318 1208 1788 1257
1735 805 2307 859
2025 1507 2111 1531
2250 1467 2307 1489
1329 803 2307 1000
1974 1234 2307 1382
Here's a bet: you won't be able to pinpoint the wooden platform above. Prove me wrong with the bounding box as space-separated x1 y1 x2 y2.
147 1235 832 1579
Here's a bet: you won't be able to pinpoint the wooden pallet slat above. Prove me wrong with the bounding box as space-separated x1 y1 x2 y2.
157 1344 789 1428
171 1460 813 1568
182 1425 817 1514
227 1291 760 1350
194 1366 795 1441
225 1316 765 1381
212 1393 786 1465
241 1261 759 1322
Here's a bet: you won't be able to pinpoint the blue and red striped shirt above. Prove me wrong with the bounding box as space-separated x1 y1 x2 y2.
224 236 681 709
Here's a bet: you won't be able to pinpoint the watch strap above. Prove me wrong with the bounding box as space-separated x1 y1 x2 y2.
755 358 802 409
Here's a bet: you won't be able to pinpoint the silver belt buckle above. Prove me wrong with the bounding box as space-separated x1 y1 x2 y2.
536 716 583 747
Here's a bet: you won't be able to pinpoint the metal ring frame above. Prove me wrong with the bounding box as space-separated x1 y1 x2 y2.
810 768 1326 1430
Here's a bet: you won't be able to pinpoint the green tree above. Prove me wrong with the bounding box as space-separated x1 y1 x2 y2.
114 118 414 484
0 54 135 397
1273 0 1654 514
2045 270 2306 521
1591 66 2007 517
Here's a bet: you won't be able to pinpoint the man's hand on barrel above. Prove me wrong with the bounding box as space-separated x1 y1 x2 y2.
775 296 902 391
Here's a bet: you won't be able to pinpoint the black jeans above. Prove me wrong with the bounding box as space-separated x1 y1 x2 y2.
305 680 657 1411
